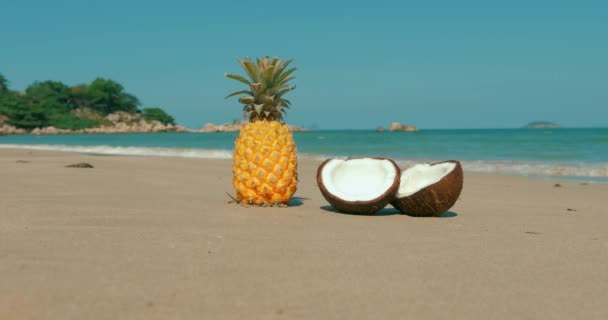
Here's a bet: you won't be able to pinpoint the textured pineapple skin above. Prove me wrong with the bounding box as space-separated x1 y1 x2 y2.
233 120 298 205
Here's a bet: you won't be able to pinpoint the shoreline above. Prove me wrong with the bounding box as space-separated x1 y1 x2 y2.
2 148 608 319
0 121 310 135
1 144 607 182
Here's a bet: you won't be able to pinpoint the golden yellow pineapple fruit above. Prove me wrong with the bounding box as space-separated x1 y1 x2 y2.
233 120 297 205
225 56 298 205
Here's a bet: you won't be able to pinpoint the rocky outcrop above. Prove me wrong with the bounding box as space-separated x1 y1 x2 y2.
199 120 308 133
0 124 28 135
105 111 134 123
200 122 235 133
31 126 72 135
388 122 418 132
1 112 195 135
78 119 178 134
0 114 308 135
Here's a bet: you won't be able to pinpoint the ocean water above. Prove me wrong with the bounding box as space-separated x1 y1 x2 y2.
1 128 607 181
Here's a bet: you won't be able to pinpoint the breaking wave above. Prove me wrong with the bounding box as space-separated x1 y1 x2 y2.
0 144 232 159
2 144 607 180
306 154 608 180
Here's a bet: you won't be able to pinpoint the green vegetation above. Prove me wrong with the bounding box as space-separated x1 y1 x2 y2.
0 73 175 131
0 74 8 92
142 107 175 125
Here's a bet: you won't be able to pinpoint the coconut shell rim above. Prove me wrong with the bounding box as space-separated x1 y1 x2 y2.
317 157 401 215
391 160 464 216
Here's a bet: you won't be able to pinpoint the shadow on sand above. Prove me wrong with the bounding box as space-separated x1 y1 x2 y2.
320 205 459 218
288 196 310 207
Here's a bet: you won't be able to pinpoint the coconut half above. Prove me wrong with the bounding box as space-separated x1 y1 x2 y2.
317 158 401 215
391 160 463 217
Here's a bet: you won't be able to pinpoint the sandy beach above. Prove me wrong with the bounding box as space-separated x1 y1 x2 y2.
1 147 607 319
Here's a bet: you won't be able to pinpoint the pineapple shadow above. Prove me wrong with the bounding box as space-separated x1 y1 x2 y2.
288 196 309 207
319 206 458 218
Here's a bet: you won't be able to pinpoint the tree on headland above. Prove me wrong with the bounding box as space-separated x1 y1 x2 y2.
142 107 175 125
85 78 140 114
13 80 100 130
0 73 8 92
1 94 49 129
26 80 74 111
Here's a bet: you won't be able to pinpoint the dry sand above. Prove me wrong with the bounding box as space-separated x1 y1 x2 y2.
1 148 607 319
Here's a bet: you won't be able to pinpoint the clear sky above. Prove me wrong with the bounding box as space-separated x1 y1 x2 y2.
1 0 606 129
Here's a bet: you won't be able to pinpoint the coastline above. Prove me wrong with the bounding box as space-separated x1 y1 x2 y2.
1 142 607 182
0 120 309 135
1 148 607 319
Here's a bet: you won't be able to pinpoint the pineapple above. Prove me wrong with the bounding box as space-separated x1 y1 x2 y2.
225 56 298 205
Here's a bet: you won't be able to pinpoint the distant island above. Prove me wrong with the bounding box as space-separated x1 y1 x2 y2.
523 121 561 129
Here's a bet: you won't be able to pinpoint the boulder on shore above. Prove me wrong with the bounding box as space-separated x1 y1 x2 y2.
0 114 308 135
0 111 191 135
0 124 28 135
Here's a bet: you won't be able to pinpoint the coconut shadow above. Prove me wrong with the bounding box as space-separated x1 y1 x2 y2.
319 205 459 218
401 211 459 218
319 206 400 216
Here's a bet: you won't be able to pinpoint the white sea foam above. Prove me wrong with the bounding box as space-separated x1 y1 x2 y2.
403 159 608 179
0 144 233 159
2 144 607 180
305 154 608 180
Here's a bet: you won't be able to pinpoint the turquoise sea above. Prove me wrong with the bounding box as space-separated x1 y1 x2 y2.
1 128 607 181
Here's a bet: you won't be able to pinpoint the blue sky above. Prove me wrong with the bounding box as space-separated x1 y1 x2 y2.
1 0 606 129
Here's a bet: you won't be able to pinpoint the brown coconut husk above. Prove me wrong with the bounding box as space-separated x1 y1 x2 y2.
391 160 464 217
316 157 401 215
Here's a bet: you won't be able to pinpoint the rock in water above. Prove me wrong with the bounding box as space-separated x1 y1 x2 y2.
65 163 94 168
389 122 418 132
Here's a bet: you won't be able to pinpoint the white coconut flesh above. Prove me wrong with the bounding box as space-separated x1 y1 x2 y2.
396 162 456 197
321 158 397 202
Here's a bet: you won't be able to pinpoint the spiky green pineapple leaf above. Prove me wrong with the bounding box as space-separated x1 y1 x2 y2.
225 90 253 99
238 58 259 83
256 94 275 104
275 59 294 76
226 56 296 121
277 68 297 85
278 76 296 87
257 56 271 70
250 83 261 93
269 57 279 69
225 73 251 86
254 104 264 114
272 59 283 74
266 84 291 96
275 86 295 98
262 66 275 87
238 96 255 104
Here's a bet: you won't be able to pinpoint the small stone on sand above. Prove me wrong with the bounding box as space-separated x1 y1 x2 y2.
65 162 94 168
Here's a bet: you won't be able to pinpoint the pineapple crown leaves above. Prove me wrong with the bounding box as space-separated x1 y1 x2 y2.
225 56 296 121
